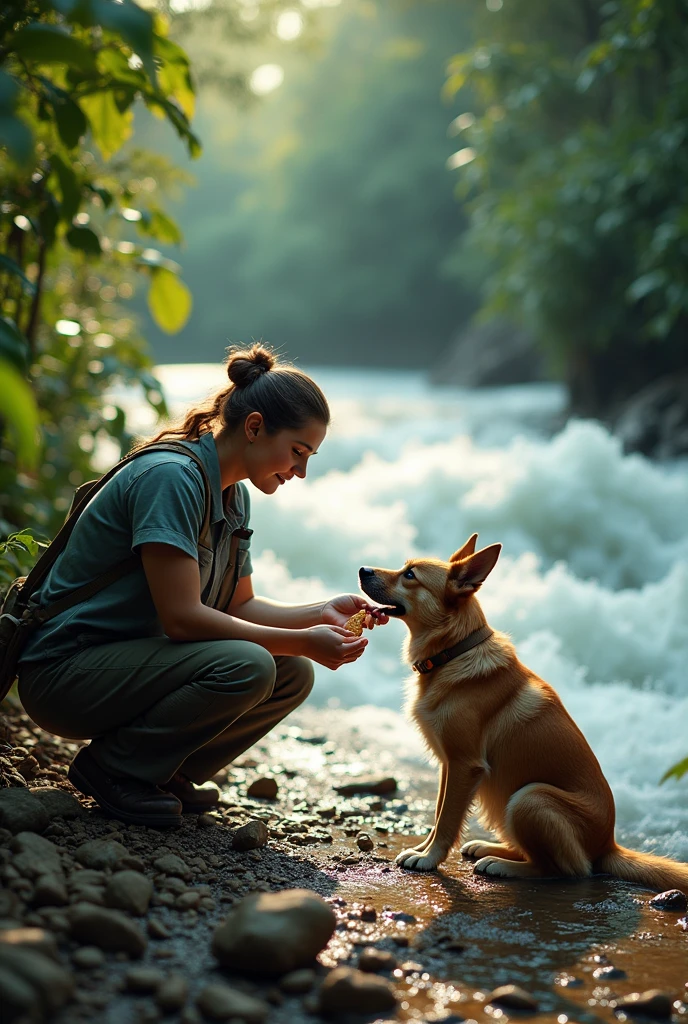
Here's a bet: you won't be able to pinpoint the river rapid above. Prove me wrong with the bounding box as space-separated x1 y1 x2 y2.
115 364 688 863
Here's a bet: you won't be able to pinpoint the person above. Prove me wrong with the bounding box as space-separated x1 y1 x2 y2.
17 345 388 828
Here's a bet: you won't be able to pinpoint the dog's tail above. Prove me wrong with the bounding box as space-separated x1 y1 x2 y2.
595 844 688 893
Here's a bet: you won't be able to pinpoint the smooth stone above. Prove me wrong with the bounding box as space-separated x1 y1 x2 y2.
0 926 59 960
358 947 397 973
231 820 269 852
75 838 127 870
648 889 688 912
32 873 69 908
319 967 398 1014
212 889 336 976
69 902 147 957
279 968 316 993
153 854 191 879
0 943 74 1013
104 870 153 916
247 778 279 800
148 918 172 939
196 982 268 1022
593 965 627 981
333 777 397 797
614 991 674 1018
0 789 49 835
156 973 189 1012
73 946 106 969
489 985 539 1012
125 966 164 993
10 831 62 878
30 787 84 820
356 832 374 853
175 890 201 910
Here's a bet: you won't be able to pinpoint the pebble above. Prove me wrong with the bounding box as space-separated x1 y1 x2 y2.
126 967 164 993
232 820 269 852
333 776 397 797
247 777 279 800
175 891 201 910
0 942 74 1015
196 813 217 828
488 985 539 1012
593 965 627 980
279 968 316 993
0 788 49 834
156 973 189 1012
32 873 69 908
356 832 374 853
153 854 191 879
196 982 269 1022
69 902 147 957
614 990 674 1018
75 838 127 870
318 966 398 1014
648 889 688 912
104 870 153 916
29 787 84 820
148 918 172 939
73 946 106 969
358 947 397 973
212 889 336 976
10 831 63 878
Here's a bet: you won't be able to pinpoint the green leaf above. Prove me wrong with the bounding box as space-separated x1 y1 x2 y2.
627 270 667 302
0 114 34 167
660 756 688 784
96 48 147 89
0 317 30 374
0 254 36 296
138 209 183 245
148 266 192 333
155 35 195 119
0 358 40 469
49 86 87 149
11 24 97 73
91 0 155 79
51 153 82 222
79 89 133 159
66 225 102 255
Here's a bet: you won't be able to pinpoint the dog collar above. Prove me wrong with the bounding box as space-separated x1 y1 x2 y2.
412 625 494 675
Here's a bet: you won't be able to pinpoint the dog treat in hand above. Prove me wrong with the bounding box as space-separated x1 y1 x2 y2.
345 609 367 635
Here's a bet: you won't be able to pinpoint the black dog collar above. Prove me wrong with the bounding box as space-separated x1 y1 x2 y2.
412 624 494 675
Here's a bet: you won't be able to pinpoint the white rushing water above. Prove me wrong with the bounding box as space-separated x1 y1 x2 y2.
116 364 688 856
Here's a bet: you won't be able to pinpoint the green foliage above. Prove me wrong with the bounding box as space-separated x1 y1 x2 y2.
446 0 688 412
660 757 688 785
0 0 200 537
0 531 47 595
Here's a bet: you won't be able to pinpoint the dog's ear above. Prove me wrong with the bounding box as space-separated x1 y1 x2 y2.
446 543 502 597
450 533 478 563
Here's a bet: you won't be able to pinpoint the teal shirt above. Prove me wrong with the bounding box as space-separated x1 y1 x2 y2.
19 432 252 665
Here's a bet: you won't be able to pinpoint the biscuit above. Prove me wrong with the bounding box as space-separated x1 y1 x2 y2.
345 609 367 636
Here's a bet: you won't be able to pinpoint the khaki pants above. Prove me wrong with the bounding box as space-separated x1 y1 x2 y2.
18 639 313 786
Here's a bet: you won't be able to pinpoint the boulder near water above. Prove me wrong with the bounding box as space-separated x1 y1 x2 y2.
318 966 398 1014
212 889 336 975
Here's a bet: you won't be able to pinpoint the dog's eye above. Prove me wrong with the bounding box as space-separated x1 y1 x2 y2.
403 568 416 580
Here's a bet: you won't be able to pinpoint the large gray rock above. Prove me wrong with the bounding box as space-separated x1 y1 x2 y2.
0 788 49 834
104 870 153 916
10 831 62 878
212 889 336 976
30 787 84 820
318 967 398 1014
615 374 688 459
69 902 147 957
0 943 74 1018
196 983 268 1022
75 838 127 870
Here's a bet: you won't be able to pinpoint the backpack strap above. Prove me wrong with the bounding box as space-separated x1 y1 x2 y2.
21 440 214 622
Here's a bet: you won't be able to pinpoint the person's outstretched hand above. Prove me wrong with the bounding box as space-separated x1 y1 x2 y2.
302 625 367 670
322 593 391 631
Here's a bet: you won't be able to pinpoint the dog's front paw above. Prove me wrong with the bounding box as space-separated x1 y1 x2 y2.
461 840 490 860
395 846 426 866
473 855 512 878
398 850 441 872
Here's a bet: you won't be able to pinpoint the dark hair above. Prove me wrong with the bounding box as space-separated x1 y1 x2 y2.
144 344 330 445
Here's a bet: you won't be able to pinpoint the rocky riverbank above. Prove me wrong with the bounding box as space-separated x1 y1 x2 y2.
1 696 686 1024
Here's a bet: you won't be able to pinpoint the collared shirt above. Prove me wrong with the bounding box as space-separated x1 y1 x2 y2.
19 432 252 665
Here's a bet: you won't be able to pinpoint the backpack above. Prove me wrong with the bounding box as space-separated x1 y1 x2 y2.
0 440 251 702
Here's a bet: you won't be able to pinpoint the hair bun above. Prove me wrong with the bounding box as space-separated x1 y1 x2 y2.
226 344 276 388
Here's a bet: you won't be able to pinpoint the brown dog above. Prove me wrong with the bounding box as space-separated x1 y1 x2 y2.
359 535 688 888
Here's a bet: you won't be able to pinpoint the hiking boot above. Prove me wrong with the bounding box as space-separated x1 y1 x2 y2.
162 773 220 814
68 746 182 829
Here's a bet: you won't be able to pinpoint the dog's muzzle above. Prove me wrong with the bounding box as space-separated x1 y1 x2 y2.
358 567 406 617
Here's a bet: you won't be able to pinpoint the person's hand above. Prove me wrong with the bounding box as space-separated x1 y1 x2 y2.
301 624 368 670
322 593 391 631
